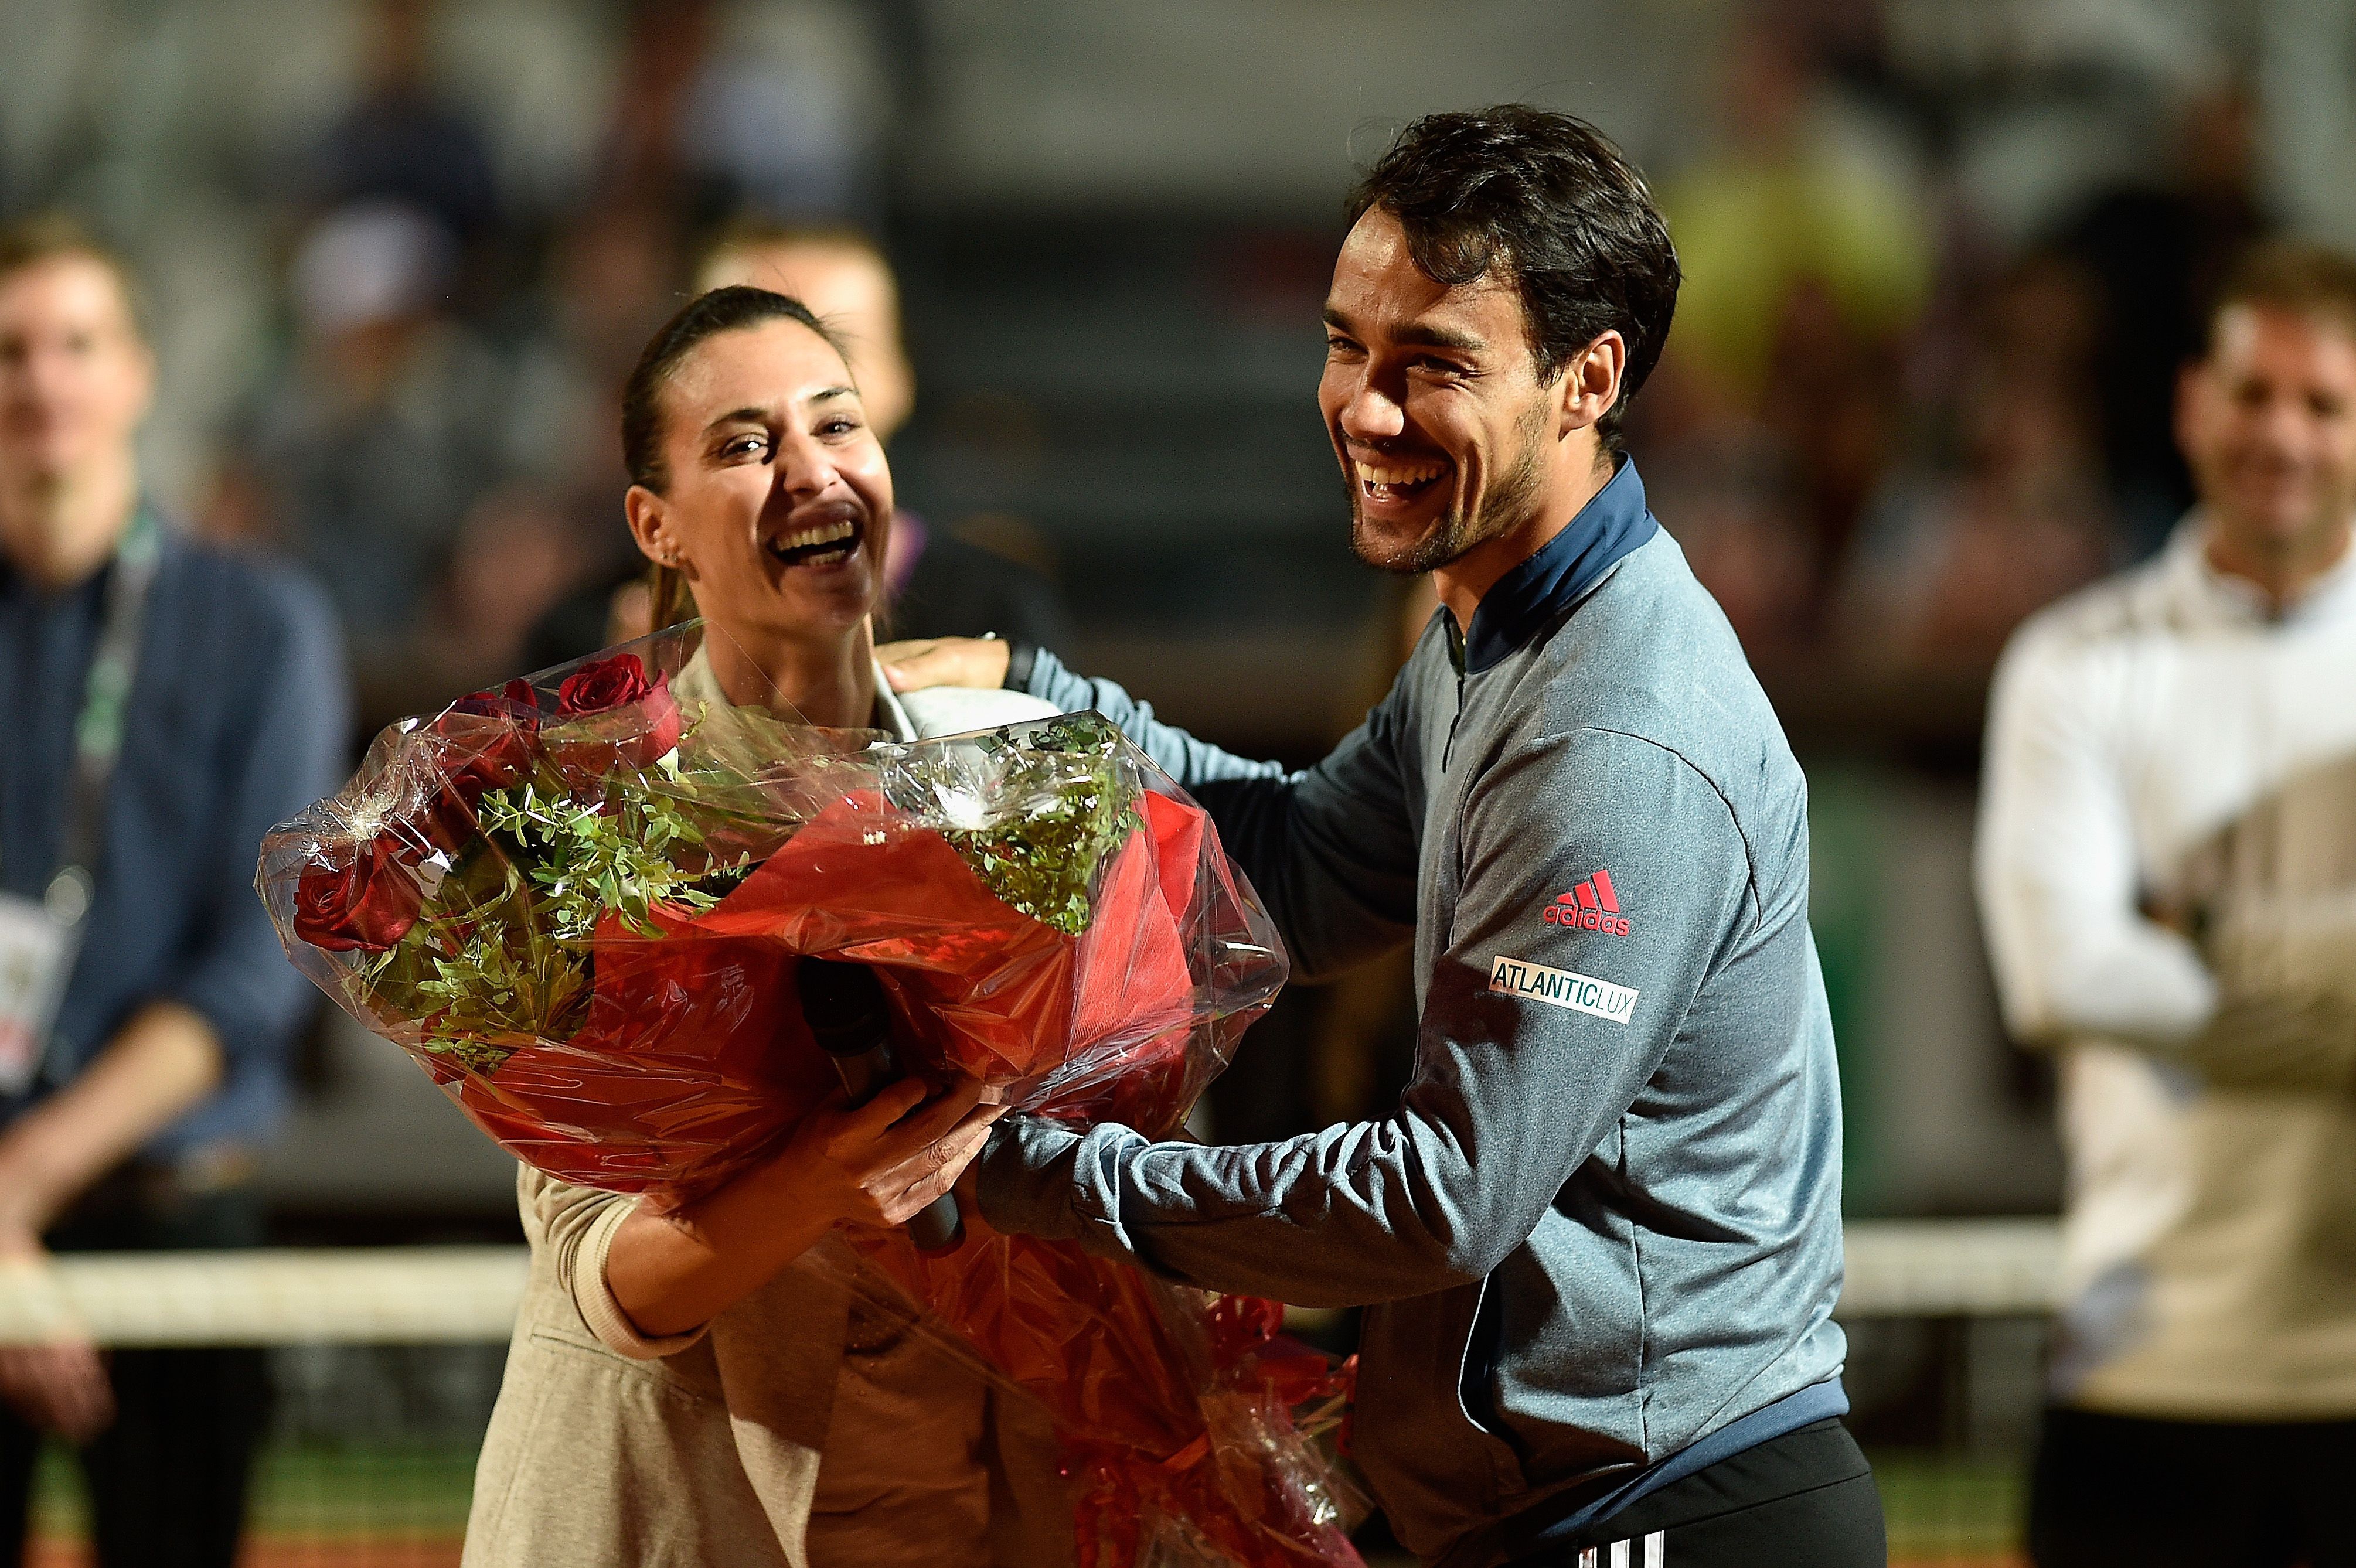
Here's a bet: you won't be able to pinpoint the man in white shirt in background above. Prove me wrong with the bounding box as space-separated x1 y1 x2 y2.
1977 243 2356 1568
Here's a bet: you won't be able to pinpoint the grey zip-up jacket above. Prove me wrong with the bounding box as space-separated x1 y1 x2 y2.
974 460 1848 1565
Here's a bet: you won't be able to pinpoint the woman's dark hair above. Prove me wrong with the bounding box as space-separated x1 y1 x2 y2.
621 285 850 628
1346 105 1680 452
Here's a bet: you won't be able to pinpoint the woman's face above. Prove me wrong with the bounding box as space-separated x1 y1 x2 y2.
629 318 894 648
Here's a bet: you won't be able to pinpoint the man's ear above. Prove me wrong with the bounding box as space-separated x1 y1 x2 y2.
1557 329 1628 439
623 484 680 572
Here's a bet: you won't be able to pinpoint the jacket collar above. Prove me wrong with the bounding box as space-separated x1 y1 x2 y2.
1463 456 1657 673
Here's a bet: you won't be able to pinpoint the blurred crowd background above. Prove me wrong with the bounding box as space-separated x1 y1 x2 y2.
6 0 2353 1476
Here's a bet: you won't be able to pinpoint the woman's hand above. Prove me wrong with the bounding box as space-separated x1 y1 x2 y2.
607 1077 1006 1340
876 638 1011 693
785 1076 1006 1230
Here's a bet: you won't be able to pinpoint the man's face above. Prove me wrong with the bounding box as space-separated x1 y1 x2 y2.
2178 304 2356 566
699 241 913 442
0 254 154 488
1319 209 1557 576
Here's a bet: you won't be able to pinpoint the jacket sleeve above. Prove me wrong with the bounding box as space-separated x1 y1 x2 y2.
973 727 1752 1307
1025 649 1417 980
1974 625 2215 1047
171 572 349 1076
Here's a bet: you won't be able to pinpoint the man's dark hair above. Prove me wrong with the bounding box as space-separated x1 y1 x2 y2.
1347 106 1680 451
2204 240 2356 353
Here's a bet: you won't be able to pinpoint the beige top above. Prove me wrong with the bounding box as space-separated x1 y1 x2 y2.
462 662 1068 1566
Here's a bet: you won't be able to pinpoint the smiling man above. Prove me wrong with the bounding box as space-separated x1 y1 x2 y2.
1977 244 2356 1568
884 107 1872 1566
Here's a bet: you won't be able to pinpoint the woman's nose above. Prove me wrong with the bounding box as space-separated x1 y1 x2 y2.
774 433 836 498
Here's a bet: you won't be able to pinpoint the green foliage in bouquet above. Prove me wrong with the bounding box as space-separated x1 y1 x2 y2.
359 844 588 1077
480 775 751 941
356 710 1144 1076
932 713 1143 937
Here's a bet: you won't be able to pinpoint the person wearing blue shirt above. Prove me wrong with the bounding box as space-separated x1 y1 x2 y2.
884 108 1879 1567
0 217 347 1568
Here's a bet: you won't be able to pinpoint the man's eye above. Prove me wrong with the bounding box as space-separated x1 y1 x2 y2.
1325 337 1361 356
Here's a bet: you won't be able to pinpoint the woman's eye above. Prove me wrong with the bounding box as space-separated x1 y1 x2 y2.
818 418 859 437
722 434 767 458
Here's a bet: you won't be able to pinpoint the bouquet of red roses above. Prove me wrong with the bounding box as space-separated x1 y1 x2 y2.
258 625 1362 1567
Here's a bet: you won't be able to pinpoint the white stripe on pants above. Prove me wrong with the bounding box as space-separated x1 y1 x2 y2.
1575 1531 1665 1567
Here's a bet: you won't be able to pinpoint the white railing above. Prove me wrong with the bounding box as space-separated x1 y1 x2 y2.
0 1219 2062 1347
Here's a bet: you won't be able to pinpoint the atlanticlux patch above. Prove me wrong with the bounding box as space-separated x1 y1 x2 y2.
1489 955 1638 1024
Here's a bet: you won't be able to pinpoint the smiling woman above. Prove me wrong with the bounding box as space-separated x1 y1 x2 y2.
461 285 1075 1568
617 287 894 729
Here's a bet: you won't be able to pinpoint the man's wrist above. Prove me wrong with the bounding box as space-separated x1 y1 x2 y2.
972 1117 1084 1241
1002 641 1037 693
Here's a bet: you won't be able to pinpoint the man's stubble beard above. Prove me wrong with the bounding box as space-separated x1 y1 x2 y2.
1347 403 1551 578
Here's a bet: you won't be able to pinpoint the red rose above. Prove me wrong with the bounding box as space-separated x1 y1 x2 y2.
452 677 539 719
419 688 543 850
557 655 652 716
554 653 682 769
294 837 424 952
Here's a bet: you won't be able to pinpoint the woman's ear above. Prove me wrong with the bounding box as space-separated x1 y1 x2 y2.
623 484 683 574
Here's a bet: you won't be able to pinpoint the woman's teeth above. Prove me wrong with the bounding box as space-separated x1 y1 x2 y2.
768 517 860 564
1354 458 1446 497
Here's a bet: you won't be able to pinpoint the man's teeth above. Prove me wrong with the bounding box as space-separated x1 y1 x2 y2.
1355 459 1445 488
772 519 857 554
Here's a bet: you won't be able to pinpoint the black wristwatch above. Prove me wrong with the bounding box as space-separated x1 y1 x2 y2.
1002 640 1038 692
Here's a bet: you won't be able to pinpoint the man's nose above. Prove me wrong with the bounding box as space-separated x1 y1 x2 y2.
1337 372 1407 445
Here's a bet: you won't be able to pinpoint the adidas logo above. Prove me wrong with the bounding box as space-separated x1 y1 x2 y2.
1542 870 1630 936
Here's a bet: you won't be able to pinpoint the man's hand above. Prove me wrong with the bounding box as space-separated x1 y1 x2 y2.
876 638 1012 694
2171 993 2356 1096
0 1222 113 1443
2166 896 2356 1095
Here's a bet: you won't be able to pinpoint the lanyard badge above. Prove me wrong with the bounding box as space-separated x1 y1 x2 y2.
0 516 158 1096
0 875 90 1095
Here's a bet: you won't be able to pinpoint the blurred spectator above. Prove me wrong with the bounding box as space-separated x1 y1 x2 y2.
599 0 884 230
1976 244 2356 1567
527 223 1073 667
236 200 506 719
1662 15 1931 408
1841 255 2115 694
0 217 346 1567
699 223 1073 649
1649 13 1934 657
2049 80 2273 555
306 0 501 248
